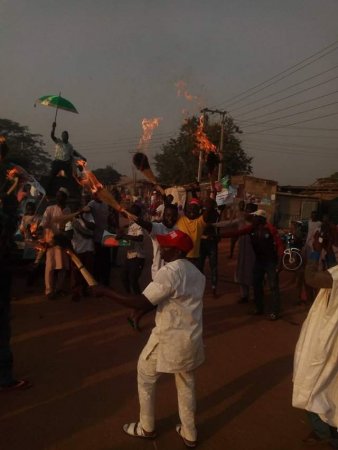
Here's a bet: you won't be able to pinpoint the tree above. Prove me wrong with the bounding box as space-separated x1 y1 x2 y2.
154 115 252 186
92 165 122 185
0 118 51 178
329 172 338 180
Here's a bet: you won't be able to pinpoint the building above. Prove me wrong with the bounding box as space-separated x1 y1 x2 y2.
277 177 338 228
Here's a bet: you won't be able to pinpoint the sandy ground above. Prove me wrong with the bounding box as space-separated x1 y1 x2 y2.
0 239 329 450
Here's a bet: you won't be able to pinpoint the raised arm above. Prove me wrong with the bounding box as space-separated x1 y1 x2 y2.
51 122 58 143
220 224 253 239
73 149 87 161
6 176 19 195
92 285 153 311
135 217 153 234
214 218 240 228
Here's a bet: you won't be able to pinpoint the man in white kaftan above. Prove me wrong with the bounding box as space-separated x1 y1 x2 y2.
93 230 205 447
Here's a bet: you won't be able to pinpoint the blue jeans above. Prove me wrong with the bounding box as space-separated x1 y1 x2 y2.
0 270 14 386
253 260 280 314
199 238 218 288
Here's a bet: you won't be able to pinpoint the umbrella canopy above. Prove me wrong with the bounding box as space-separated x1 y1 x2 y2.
37 94 78 114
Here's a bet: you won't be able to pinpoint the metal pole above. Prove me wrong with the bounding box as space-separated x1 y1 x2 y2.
54 91 61 124
218 113 225 181
197 111 207 183
197 149 203 183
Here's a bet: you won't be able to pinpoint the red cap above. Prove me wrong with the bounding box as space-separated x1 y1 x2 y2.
157 230 193 254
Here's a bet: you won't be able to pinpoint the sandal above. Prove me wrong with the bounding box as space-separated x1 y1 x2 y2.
123 422 156 439
176 424 197 448
0 379 32 392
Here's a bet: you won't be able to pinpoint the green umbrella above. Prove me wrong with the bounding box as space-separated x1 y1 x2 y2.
36 93 78 122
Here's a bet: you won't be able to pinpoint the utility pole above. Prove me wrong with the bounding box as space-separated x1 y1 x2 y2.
200 108 227 181
218 111 227 181
197 109 207 183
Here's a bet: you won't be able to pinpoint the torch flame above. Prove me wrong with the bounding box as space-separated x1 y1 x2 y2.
6 167 19 179
175 80 204 110
74 160 130 215
30 222 38 235
195 115 217 153
175 80 198 102
138 117 162 150
75 160 103 193
0 135 6 144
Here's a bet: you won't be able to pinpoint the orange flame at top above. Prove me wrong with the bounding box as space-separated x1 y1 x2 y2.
6 167 19 179
30 222 38 234
0 135 6 144
195 115 217 153
138 117 162 150
75 160 103 193
175 80 199 102
74 160 126 213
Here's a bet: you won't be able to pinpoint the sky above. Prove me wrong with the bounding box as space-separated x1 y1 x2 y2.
2 0 338 185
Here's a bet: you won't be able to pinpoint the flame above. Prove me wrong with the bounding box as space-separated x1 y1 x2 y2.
74 160 123 211
30 222 38 234
0 135 6 144
175 80 204 110
76 159 87 169
138 117 162 150
6 167 19 179
195 115 217 153
35 241 46 252
75 160 103 193
175 80 198 102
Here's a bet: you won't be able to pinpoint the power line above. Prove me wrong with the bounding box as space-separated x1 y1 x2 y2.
243 138 338 151
246 125 338 133
237 99 338 127
210 37 338 109
239 110 338 135
72 129 178 148
243 131 338 139
230 70 338 115
245 144 338 158
76 140 171 155
234 88 338 122
73 133 177 150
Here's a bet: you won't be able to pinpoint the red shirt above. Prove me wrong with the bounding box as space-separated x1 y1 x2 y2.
224 222 284 263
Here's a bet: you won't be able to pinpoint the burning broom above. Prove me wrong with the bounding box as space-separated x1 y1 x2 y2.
132 152 165 196
53 234 97 287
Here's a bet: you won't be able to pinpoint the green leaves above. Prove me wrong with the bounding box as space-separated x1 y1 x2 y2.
154 115 252 185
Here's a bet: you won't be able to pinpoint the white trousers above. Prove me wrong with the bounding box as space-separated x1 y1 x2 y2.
45 247 68 295
137 345 197 441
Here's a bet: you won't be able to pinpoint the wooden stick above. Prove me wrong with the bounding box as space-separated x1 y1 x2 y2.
52 234 97 286
132 152 165 196
66 249 97 287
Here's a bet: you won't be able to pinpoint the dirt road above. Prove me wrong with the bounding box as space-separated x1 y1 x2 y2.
0 242 325 450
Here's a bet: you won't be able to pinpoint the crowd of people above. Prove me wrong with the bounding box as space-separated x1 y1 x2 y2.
1 128 338 448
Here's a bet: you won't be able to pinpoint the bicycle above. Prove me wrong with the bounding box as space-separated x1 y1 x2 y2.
282 232 303 271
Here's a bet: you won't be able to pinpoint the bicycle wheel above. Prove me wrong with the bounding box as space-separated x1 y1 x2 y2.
283 250 302 271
